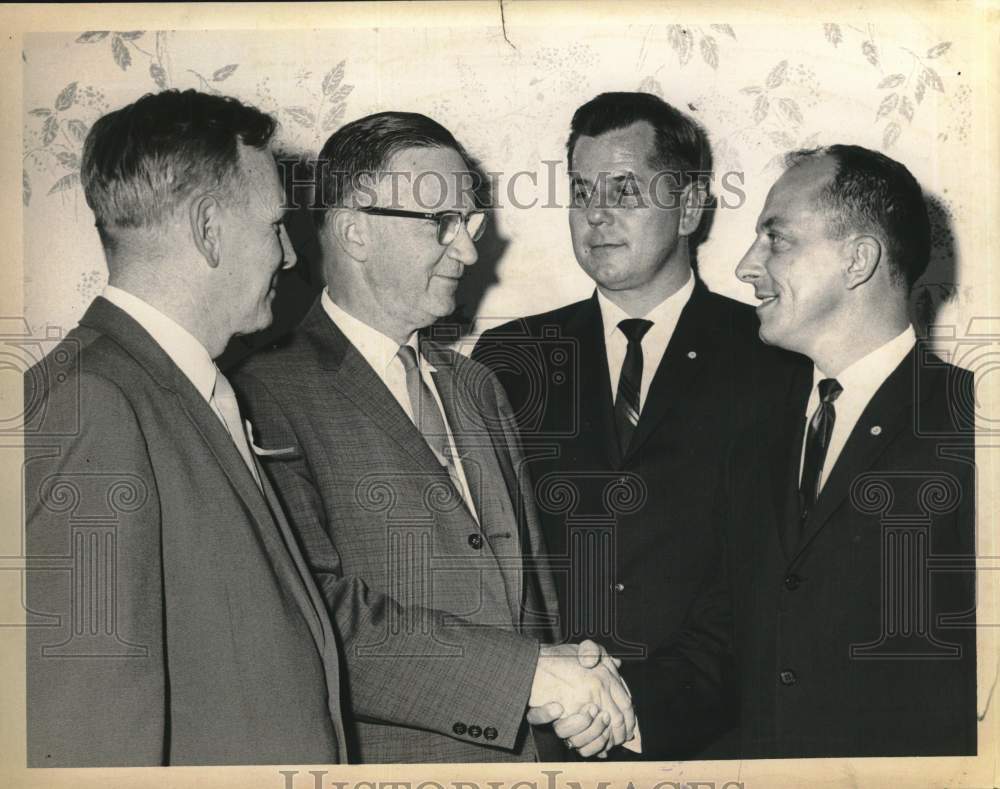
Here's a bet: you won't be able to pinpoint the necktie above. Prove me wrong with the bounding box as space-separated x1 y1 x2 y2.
396 345 470 512
614 318 654 455
799 377 843 524
211 368 262 491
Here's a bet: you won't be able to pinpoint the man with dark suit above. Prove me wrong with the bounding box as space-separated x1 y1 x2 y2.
24 89 349 765
726 144 976 757
472 92 801 759
233 111 634 763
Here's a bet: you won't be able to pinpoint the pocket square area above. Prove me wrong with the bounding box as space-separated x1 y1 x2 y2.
245 420 298 457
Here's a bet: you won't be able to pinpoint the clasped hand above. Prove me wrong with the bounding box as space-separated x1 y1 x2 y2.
527 640 635 758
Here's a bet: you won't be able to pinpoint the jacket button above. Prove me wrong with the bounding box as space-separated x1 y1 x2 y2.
784 573 801 590
779 669 797 686
611 582 625 593
452 722 467 735
468 725 483 738
483 727 498 740
468 533 483 549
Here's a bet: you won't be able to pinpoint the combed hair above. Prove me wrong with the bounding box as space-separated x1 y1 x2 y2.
81 89 276 235
786 144 930 288
566 91 713 186
313 111 484 227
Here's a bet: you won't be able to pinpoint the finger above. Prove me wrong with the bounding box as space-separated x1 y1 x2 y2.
591 666 627 722
576 639 604 669
551 705 598 739
575 720 612 758
564 709 611 751
526 701 563 725
596 677 628 747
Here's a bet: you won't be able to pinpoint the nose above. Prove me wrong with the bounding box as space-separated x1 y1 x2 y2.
447 221 479 267
585 203 611 227
735 242 762 283
279 223 297 269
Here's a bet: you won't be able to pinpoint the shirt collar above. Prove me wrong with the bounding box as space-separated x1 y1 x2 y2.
597 270 695 342
321 289 430 373
102 285 218 402
812 324 917 403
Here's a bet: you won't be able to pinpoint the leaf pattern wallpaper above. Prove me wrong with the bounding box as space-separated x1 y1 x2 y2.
22 22 980 353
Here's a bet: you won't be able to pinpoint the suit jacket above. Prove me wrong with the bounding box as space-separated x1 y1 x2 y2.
721 346 977 758
472 280 806 759
232 299 561 763
24 298 348 766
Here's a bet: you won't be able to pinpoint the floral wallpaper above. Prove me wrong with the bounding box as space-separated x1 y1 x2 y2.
21 20 981 355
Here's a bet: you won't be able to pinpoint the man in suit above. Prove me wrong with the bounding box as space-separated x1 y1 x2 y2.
472 92 802 758
727 144 977 757
233 111 634 763
24 89 349 765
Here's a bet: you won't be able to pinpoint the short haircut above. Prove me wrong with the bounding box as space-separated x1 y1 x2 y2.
566 91 712 186
313 111 481 228
786 145 930 288
81 89 276 235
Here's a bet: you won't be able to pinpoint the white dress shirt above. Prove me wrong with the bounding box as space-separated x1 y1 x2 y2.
321 289 479 521
102 286 262 485
103 286 218 403
598 271 695 414
800 324 917 491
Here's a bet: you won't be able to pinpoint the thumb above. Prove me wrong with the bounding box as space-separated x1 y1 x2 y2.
526 701 564 725
576 639 604 669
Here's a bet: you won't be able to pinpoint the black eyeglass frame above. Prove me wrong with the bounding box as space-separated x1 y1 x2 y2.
355 206 487 245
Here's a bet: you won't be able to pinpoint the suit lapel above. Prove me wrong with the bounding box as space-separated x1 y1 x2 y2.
624 281 715 462
302 302 446 473
793 349 920 562
566 294 621 467
771 369 812 561
79 299 281 530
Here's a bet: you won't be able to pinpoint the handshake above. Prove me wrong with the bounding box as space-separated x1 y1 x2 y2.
527 640 637 758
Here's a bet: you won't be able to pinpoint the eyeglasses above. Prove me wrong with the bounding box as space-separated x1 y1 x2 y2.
356 207 487 245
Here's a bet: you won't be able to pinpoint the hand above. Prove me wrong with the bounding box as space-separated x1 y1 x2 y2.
527 640 635 755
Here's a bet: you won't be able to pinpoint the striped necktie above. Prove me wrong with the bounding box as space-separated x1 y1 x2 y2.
614 318 653 455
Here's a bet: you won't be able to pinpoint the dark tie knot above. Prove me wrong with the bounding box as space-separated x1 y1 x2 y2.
618 318 653 344
818 378 843 403
397 344 419 371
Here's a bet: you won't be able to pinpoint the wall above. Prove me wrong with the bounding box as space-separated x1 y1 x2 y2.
21 11 987 360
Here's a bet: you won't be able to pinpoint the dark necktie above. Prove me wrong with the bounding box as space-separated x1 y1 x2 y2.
799 377 843 524
614 318 653 455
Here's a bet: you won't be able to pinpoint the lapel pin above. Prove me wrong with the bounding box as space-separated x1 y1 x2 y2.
687 350 697 359
870 425 882 436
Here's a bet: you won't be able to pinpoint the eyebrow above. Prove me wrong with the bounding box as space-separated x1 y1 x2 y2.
571 173 644 187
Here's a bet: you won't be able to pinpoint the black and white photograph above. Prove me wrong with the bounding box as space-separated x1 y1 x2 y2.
2 2 996 788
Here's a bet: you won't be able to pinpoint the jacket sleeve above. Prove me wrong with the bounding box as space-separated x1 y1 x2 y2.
25 370 168 766
234 369 540 752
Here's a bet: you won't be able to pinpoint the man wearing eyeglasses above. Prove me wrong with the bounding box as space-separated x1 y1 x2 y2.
232 112 635 763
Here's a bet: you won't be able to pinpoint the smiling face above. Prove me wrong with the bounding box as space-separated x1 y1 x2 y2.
220 143 296 337
735 155 850 359
568 121 693 306
361 145 478 342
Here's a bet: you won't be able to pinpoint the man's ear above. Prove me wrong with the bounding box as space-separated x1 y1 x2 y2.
678 180 708 237
328 207 369 262
190 193 223 268
844 234 882 290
